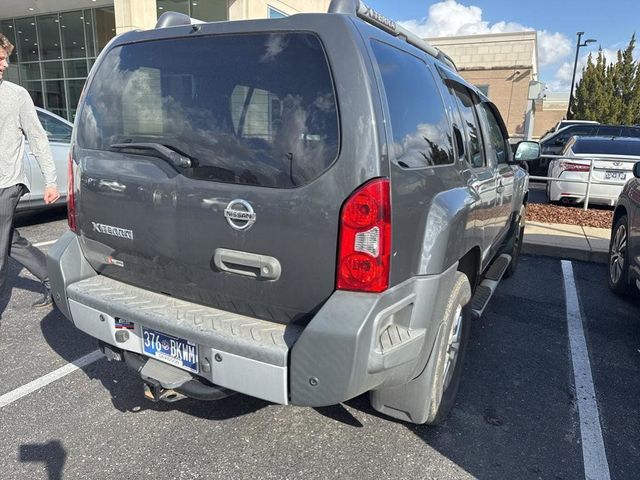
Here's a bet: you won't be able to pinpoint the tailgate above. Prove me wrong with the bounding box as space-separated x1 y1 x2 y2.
74 31 354 324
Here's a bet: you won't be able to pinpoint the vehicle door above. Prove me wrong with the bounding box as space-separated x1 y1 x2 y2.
450 86 498 266
630 180 640 282
28 110 72 201
477 101 513 245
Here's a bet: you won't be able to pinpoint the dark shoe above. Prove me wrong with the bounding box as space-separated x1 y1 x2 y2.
32 280 53 308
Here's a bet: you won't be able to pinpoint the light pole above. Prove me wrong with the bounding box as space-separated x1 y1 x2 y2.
567 31 597 118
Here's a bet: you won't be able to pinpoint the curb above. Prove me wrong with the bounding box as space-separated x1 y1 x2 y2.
522 242 608 264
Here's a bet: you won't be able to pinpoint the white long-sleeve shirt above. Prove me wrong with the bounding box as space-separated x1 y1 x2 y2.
0 80 56 189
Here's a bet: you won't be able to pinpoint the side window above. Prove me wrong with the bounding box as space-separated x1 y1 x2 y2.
478 103 508 165
625 127 640 138
452 88 485 168
371 41 454 168
597 126 622 137
572 125 597 136
36 111 72 142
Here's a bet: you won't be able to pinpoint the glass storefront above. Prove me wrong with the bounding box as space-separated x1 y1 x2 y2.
1 7 116 121
2 2 233 121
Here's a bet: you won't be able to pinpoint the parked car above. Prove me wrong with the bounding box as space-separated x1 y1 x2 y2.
48 2 532 425
608 161 640 295
17 107 72 212
547 136 640 206
530 124 640 176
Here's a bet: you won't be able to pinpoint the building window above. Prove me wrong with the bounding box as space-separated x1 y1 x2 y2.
268 7 288 18
476 84 489 96
2 7 116 120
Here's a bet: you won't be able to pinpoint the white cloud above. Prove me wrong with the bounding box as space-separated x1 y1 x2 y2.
399 0 572 68
537 31 572 67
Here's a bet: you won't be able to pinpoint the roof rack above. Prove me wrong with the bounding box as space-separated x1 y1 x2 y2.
328 0 457 71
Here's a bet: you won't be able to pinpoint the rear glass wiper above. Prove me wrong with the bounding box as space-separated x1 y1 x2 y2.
109 142 192 169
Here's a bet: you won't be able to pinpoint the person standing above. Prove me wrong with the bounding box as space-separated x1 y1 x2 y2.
0 33 60 311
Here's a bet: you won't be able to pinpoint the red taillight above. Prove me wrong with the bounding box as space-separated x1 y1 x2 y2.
67 152 77 232
337 178 391 293
559 161 590 172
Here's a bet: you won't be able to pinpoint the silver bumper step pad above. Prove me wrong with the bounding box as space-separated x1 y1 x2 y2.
66 275 303 404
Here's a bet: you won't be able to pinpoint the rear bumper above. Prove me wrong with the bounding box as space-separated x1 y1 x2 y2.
549 175 624 205
48 232 457 407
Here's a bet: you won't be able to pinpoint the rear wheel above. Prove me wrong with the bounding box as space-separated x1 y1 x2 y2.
608 215 634 295
424 272 472 425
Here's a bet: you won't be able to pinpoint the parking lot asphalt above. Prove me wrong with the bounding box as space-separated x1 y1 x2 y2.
0 211 639 480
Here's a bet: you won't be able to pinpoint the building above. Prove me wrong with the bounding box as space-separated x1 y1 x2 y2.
427 31 541 142
0 0 330 121
533 92 570 138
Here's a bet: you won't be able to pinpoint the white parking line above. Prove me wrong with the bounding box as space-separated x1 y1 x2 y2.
0 350 103 409
33 240 57 248
561 260 611 480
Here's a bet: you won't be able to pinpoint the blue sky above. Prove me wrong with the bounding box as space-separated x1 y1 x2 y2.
365 0 639 94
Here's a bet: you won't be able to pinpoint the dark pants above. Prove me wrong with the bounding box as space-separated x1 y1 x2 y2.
0 184 48 296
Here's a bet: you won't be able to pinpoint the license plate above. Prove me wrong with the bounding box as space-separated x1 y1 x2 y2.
605 171 626 181
142 327 198 373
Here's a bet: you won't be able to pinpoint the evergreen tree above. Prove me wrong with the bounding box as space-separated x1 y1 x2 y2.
571 34 639 124
616 34 637 125
572 53 597 120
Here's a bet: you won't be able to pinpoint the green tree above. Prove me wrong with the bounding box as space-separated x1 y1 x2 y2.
571 34 639 124
613 34 637 124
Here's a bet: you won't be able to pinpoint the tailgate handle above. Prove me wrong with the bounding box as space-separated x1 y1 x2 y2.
214 248 281 281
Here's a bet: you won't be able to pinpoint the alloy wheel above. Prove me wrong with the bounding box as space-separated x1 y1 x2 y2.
609 224 627 286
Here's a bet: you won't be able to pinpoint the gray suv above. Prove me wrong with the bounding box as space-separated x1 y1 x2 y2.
48 0 531 424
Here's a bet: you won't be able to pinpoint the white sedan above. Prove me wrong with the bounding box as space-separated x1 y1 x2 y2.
547 136 640 206
17 107 72 212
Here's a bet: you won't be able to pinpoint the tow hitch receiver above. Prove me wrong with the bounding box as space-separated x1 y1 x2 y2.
143 380 187 403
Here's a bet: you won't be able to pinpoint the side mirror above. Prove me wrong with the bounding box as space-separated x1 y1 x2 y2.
514 141 541 162
633 161 640 179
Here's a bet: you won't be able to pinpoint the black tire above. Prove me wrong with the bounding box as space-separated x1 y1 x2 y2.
608 215 634 295
503 205 525 278
425 272 472 425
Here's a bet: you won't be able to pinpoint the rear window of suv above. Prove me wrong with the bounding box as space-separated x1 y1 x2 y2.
77 33 339 188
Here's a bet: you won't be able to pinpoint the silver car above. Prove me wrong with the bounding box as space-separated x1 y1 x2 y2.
547 136 640 206
17 107 72 212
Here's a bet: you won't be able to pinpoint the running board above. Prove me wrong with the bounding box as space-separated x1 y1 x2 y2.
470 253 512 320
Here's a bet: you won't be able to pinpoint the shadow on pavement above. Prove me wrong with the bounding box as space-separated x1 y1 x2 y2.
19 439 67 480
0 261 43 319
39 309 267 421
347 257 584 479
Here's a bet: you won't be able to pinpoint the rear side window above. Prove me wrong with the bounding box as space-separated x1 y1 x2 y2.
452 88 485 168
371 41 453 168
622 127 640 138
597 126 622 136
77 33 339 188
477 103 508 164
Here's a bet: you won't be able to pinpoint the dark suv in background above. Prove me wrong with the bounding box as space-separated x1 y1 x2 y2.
48 0 531 425
531 124 640 176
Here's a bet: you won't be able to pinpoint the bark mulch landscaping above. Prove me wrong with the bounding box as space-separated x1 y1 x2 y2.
525 203 613 229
